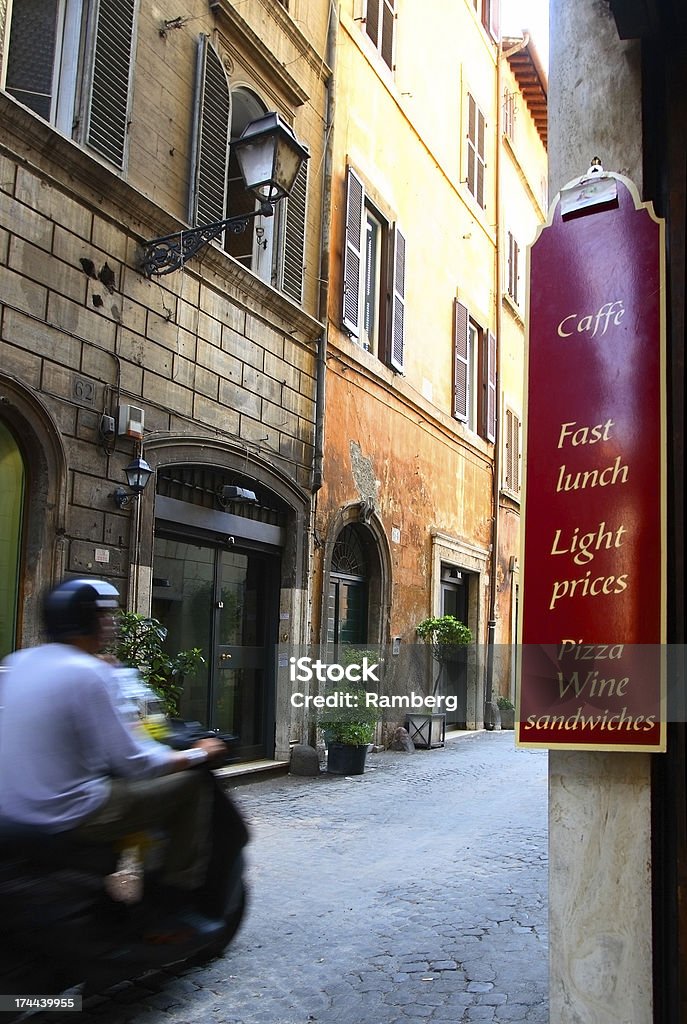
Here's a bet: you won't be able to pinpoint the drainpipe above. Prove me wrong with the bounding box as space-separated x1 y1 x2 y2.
485 33 530 727
312 0 338 493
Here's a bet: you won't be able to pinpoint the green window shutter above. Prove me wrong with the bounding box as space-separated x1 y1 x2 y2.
342 166 364 336
189 35 230 227
389 225 405 372
453 299 469 422
85 0 137 169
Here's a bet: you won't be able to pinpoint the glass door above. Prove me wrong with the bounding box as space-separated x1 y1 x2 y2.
152 535 279 760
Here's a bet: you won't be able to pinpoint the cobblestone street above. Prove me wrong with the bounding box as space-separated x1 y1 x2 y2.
82 730 548 1024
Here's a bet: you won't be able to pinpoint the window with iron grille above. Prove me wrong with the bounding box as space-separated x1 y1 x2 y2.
365 0 395 70
1 0 137 170
466 93 486 209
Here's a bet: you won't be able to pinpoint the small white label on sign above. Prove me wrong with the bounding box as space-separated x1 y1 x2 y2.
560 174 617 216
391 527 401 543
95 548 110 563
280 611 290 620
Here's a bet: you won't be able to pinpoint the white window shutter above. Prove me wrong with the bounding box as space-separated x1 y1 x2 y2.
342 167 365 336
453 299 469 422
85 0 138 168
390 225 405 372
189 36 231 228
279 156 308 303
486 330 497 442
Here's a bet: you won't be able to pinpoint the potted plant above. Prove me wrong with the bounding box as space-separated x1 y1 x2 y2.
411 615 474 747
113 611 205 719
319 684 380 776
497 694 515 730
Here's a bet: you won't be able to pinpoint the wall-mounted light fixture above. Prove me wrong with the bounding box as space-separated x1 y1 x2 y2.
218 485 258 508
141 112 309 277
113 454 153 509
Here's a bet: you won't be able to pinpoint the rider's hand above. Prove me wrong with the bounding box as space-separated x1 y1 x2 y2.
193 736 228 765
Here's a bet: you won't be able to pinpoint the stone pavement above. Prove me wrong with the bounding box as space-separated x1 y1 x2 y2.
80 729 548 1024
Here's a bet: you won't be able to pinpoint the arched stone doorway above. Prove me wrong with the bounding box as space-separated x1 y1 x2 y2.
0 376 67 651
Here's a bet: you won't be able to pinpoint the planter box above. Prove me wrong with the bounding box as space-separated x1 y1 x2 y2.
500 708 515 730
405 712 446 749
327 742 368 775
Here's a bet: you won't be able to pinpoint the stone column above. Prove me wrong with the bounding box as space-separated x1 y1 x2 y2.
548 3 653 1021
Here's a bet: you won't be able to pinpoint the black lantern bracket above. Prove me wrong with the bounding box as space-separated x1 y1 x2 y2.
140 111 309 278
141 201 274 278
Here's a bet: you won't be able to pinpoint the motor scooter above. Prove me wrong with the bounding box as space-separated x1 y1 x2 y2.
0 722 249 1021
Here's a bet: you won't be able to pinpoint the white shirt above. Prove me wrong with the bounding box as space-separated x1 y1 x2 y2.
0 643 174 830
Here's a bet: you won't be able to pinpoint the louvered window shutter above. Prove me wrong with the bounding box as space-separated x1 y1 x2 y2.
366 0 379 48
85 0 137 168
189 36 230 228
476 108 486 209
280 157 308 303
467 95 476 199
505 409 514 490
390 225 405 372
453 300 469 422
381 0 395 69
505 409 520 492
486 330 497 442
342 167 364 336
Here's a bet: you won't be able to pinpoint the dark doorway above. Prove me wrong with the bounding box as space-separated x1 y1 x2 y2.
441 564 469 728
152 534 279 761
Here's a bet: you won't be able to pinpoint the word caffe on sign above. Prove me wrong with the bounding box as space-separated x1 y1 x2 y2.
517 173 666 752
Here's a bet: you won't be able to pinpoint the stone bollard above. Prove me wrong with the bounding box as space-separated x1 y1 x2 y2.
289 743 321 776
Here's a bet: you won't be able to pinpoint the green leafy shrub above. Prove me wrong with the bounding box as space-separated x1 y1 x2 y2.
497 695 515 711
416 615 473 696
319 686 380 746
113 612 204 717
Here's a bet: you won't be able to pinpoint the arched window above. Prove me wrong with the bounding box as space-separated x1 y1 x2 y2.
327 524 370 645
189 61 308 300
0 421 25 657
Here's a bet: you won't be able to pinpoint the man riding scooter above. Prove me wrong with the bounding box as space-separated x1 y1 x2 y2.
0 577 234 940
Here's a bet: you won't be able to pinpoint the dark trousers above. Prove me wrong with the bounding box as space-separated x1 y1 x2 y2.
70 770 212 890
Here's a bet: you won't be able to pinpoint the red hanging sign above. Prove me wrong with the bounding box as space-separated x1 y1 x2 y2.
517 173 666 752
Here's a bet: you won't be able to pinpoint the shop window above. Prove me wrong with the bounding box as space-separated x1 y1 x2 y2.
453 298 496 442
342 165 405 372
1 0 138 169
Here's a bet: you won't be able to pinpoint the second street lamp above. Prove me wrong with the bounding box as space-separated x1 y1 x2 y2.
141 112 309 277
